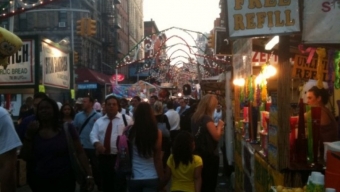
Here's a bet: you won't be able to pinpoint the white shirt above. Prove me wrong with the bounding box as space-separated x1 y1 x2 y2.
0 107 22 154
90 113 133 154
165 109 180 131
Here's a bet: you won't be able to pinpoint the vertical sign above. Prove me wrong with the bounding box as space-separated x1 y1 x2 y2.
42 42 70 89
0 40 34 85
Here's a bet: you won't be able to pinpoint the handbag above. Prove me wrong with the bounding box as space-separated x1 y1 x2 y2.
194 122 218 156
63 123 88 188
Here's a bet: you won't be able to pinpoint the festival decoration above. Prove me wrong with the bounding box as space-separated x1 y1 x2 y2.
298 44 316 64
335 51 340 89
327 50 335 94
315 48 326 89
0 0 61 19
113 27 232 85
0 27 22 69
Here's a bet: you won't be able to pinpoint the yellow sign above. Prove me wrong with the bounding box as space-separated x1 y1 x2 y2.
39 85 45 93
70 89 75 99
292 55 330 80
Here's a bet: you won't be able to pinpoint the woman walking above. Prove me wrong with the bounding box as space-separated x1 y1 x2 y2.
128 102 163 192
20 97 93 192
191 94 224 192
60 103 75 123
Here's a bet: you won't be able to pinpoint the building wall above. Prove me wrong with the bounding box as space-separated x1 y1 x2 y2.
128 0 144 61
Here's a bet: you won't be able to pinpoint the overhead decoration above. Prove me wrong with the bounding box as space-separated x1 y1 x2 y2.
114 27 232 85
0 27 22 69
0 0 62 19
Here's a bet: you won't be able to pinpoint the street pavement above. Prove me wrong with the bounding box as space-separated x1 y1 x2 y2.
17 152 232 192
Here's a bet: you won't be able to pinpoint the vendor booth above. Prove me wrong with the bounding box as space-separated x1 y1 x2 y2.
226 0 340 191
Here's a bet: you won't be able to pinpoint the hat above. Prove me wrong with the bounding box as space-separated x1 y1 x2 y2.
75 98 83 104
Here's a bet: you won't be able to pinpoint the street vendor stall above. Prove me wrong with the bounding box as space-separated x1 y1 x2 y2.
226 0 340 191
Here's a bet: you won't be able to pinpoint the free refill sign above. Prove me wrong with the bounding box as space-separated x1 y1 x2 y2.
226 0 301 38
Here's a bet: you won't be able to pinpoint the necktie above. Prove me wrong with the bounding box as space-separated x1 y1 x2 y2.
104 119 113 154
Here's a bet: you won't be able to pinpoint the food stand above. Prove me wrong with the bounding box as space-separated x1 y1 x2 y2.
226 0 340 191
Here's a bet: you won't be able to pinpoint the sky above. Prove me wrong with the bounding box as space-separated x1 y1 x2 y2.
143 0 221 69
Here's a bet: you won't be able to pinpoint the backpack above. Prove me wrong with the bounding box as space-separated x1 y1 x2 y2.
115 125 133 178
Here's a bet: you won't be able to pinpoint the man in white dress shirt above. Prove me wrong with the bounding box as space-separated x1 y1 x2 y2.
90 96 133 192
0 107 22 192
165 101 180 143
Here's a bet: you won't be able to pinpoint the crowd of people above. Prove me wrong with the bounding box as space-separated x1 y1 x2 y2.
0 92 225 192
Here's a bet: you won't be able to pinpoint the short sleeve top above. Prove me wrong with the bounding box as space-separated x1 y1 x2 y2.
167 154 203 192
0 107 22 154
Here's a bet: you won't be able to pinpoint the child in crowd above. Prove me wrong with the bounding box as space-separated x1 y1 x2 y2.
162 131 203 192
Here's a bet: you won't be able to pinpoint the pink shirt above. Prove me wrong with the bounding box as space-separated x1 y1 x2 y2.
93 102 101 111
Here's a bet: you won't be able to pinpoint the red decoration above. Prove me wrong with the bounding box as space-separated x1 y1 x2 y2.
111 74 125 82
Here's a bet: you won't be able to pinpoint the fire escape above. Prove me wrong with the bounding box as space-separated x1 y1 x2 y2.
101 0 121 75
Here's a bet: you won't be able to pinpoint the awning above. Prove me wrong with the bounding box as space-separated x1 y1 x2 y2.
75 68 111 85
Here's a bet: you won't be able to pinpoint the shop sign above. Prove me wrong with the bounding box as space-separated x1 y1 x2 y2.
252 51 278 65
226 0 300 38
292 55 329 80
0 40 35 85
302 0 340 43
77 83 97 89
42 42 70 89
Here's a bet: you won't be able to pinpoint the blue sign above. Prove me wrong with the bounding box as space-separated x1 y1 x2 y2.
78 83 97 89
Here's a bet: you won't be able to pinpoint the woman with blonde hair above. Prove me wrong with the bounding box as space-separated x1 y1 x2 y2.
191 94 224 192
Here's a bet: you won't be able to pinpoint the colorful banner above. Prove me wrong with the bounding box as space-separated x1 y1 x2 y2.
0 40 35 85
226 0 300 37
302 0 340 43
292 55 329 81
42 42 70 89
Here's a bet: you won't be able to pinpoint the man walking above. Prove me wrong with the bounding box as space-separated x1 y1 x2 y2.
90 95 133 192
73 96 102 191
165 101 180 143
0 107 22 192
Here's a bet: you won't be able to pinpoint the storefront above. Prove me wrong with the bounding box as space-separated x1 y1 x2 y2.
0 35 73 118
75 67 111 101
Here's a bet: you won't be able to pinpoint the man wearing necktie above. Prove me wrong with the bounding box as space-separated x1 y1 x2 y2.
90 95 133 192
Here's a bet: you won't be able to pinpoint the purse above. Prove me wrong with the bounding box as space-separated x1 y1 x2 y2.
194 122 218 156
63 123 88 188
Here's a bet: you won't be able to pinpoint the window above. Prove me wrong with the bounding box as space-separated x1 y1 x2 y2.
18 13 27 31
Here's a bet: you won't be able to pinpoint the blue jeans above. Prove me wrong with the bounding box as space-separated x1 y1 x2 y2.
128 178 159 192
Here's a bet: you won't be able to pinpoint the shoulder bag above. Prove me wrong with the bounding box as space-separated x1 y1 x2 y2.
63 123 88 188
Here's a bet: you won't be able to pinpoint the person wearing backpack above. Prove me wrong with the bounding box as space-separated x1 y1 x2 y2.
73 96 102 191
90 95 133 192
127 102 164 192
162 131 203 192
153 101 171 169
191 94 224 192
